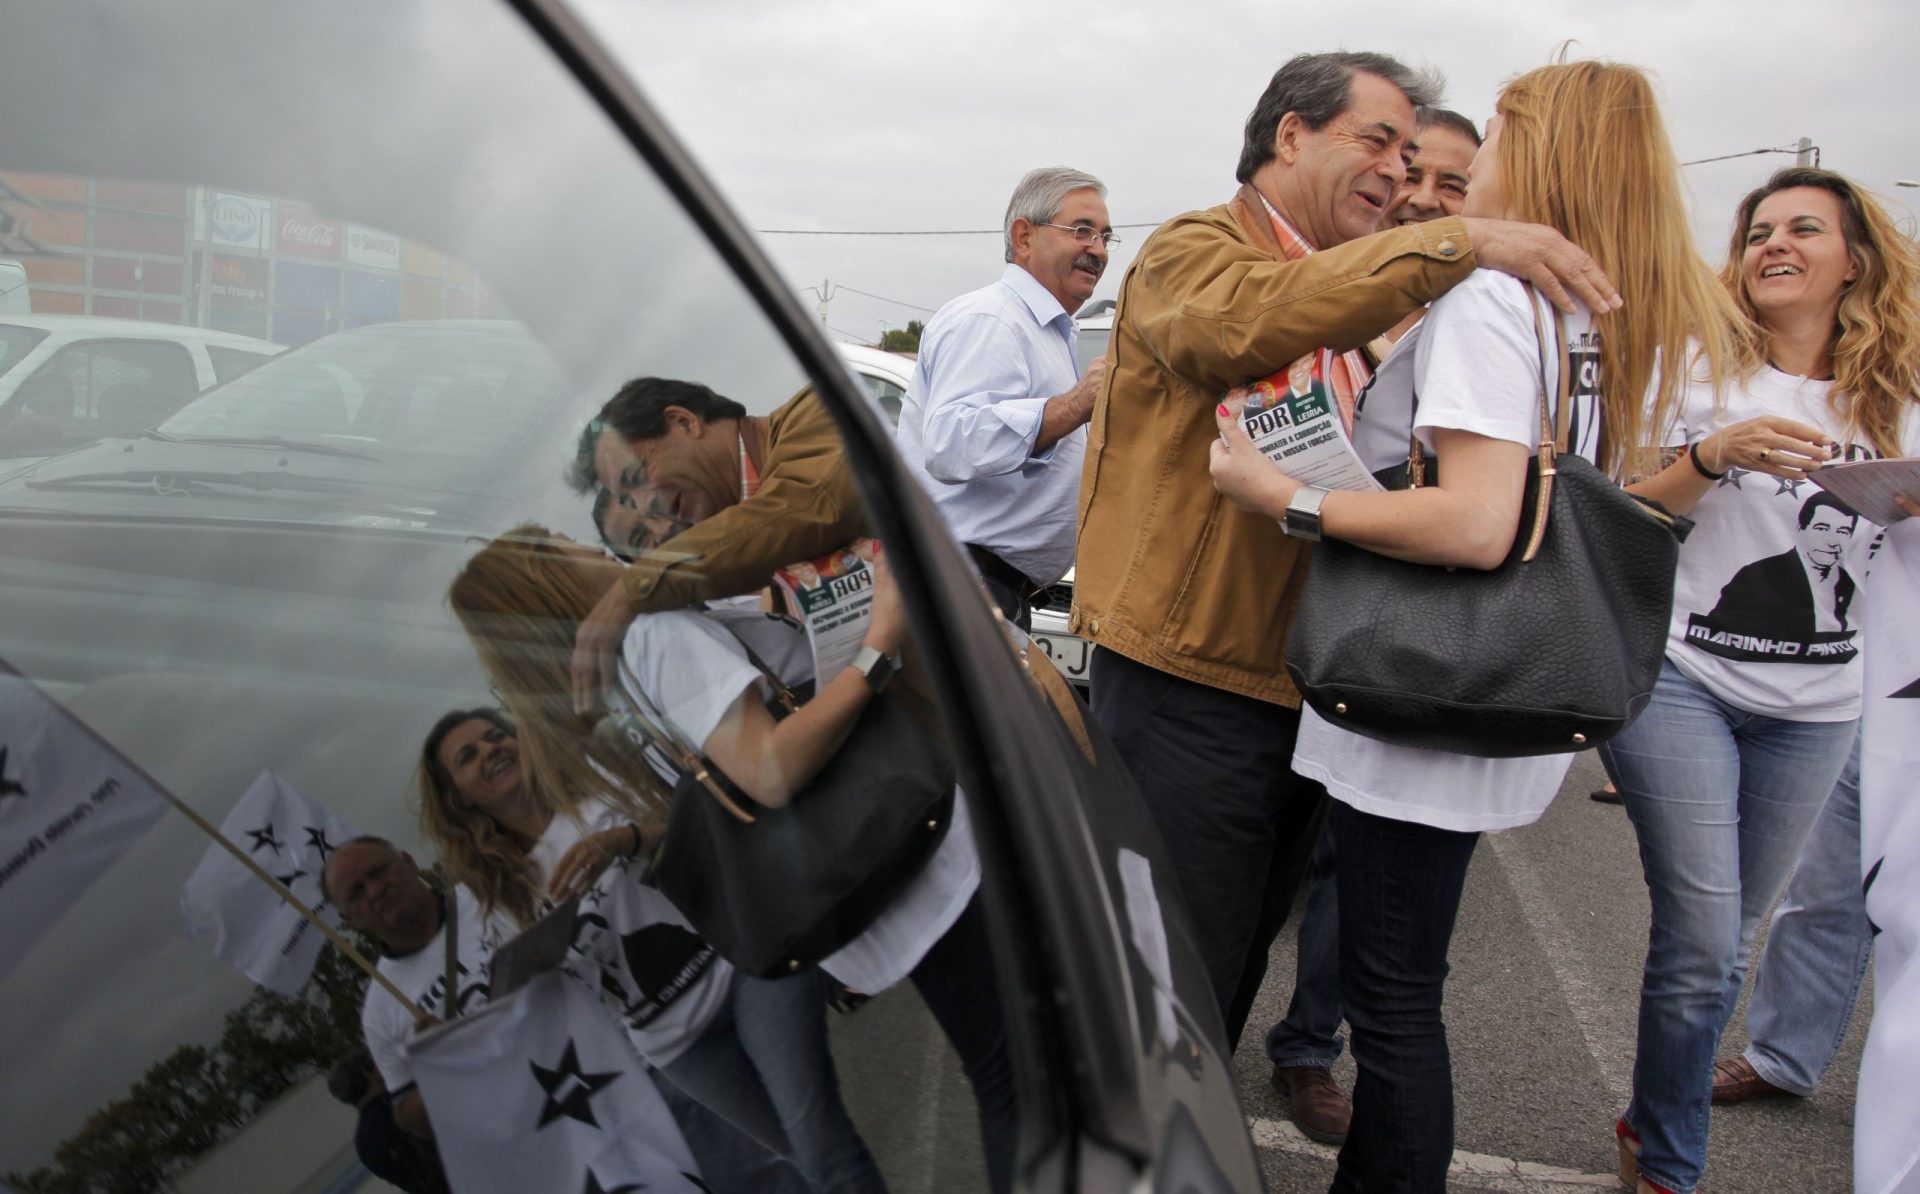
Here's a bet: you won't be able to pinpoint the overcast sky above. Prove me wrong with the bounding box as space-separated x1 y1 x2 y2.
581 0 1918 345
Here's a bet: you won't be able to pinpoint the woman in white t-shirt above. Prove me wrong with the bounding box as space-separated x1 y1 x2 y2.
1594 167 1920 1194
416 706 886 1193
447 528 1016 1194
1208 62 1741 1194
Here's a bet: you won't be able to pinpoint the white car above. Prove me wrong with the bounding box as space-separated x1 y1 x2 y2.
835 340 913 425
0 314 283 457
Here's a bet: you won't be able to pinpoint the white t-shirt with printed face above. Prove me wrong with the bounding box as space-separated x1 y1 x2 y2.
528 800 731 1068
361 885 511 1093
1292 270 1601 833
1662 366 1913 720
617 608 979 994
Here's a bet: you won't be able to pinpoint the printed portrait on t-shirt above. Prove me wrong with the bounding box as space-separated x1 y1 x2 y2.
1685 490 1863 664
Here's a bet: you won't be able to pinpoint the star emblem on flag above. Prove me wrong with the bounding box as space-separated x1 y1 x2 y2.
0 745 25 807
1718 466 1749 489
304 825 337 861
1774 476 1805 497
1890 676 1920 699
274 868 307 888
246 824 286 855
581 1169 645 1194
530 1040 621 1129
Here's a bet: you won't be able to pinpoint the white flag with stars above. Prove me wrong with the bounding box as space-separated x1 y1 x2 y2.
411 971 705 1194
179 770 358 995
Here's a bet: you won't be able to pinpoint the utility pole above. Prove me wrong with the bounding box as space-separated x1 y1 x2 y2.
1795 137 1817 167
816 278 830 324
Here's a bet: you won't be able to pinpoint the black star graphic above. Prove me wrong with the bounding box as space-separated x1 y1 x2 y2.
246 824 285 855
274 868 307 887
1774 476 1805 497
1718 466 1750 489
582 1169 644 1194
1890 676 1920 699
529 1040 621 1129
303 826 336 862
0 745 26 807
1864 856 1883 937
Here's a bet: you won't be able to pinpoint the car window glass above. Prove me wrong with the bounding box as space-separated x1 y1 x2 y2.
204 345 271 385
0 323 48 375
21 338 198 436
0 5 1018 1192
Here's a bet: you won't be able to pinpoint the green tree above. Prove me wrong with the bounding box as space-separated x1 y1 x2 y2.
878 320 922 353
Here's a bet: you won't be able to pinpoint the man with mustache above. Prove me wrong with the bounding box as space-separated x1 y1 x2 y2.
894 166 1114 631
1073 51 1622 1056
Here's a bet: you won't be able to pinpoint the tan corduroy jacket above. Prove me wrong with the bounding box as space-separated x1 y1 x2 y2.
620 388 865 611
1071 183 1478 706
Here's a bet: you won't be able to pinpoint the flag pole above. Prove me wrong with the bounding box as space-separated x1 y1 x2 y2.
161 791 427 1019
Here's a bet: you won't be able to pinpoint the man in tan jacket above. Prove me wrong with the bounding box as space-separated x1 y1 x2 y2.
1073 51 1620 1052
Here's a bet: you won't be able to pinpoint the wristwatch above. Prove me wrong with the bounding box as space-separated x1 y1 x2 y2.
851 645 898 694
1282 485 1330 541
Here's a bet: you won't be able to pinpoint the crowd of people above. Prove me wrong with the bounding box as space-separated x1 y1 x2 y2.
314 46 1918 1194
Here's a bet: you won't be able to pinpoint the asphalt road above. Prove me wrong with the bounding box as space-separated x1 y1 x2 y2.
1242 750 1869 1194
825 751 1868 1193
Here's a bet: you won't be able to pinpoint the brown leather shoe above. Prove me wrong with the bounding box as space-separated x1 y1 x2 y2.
1271 1065 1351 1145
1711 1055 1795 1104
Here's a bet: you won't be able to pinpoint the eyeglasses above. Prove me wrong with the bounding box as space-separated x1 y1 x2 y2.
1036 222 1121 248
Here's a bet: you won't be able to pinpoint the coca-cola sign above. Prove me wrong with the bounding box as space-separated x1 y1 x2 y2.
275 203 342 260
346 222 402 270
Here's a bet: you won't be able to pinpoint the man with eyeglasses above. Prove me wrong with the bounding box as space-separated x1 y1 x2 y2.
894 165 1114 631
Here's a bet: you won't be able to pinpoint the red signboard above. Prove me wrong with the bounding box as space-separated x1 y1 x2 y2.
275 202 342 261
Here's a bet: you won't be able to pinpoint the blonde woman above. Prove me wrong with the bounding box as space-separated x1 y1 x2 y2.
415 705 887 1194
1599 167 1920 1194
447 530 1016 1194
1208 61 1740 1192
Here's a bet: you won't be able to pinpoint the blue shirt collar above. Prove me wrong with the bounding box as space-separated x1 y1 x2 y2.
1000 262 1075 332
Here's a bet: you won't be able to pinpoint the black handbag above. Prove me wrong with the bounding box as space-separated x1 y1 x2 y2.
612 644 956 979
1285 293 1689 758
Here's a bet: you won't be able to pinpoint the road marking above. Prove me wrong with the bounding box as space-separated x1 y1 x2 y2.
1250 1116 1621 1190
1485 831 1636 1104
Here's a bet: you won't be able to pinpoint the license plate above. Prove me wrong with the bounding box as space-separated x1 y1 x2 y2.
1031 632 1090 682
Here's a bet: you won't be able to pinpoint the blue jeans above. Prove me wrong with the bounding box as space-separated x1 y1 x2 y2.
1265 824 1344 1070
1598 662 1855 1194
662 970 887 1193
1328 800 1480 1194
1742 732 1872 1096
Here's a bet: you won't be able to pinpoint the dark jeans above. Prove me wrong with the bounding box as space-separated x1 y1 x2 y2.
1329 800 1480 1194
910 894 1017 1194
977 570 1033 635
1089 647 1328 1050
1265 823 1344 1070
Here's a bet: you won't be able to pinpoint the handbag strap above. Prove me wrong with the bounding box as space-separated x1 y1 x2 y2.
1519 287 1571 562
441 889 460 1019
610 651 760 825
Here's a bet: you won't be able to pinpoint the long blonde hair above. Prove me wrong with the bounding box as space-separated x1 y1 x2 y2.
1722 167 1920 458
446 524 672 837
415 706 544 927
1493 60 1746 474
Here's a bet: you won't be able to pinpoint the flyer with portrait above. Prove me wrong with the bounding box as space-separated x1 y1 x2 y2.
771 539 880 680
1232 351 1383 493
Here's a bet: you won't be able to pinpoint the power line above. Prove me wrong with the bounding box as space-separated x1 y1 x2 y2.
1681 144 1817 167
758 222 1163 236
832 284 937 314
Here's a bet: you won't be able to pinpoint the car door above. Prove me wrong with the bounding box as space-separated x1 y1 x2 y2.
0 4 1260 1191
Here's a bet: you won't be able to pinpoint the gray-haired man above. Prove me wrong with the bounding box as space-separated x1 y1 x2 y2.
894 166 1114 631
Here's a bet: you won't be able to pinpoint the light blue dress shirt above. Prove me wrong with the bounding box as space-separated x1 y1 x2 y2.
894 263 1085 587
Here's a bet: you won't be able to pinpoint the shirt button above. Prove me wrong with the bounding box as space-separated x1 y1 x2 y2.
1437 238 1459 258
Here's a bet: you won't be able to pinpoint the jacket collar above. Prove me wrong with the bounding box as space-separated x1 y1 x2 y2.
1230 182 1284 257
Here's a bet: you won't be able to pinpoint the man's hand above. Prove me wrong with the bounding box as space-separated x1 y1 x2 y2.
571 581 641 715
1462 218 1623 315
1034 356 1107 454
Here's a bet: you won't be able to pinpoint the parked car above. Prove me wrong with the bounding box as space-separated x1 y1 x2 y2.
0 5 1254 1193
835 340 914 425
0 315 282 457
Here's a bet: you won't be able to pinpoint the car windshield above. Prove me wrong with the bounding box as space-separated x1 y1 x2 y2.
0 322 48 375
158 323 568 462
